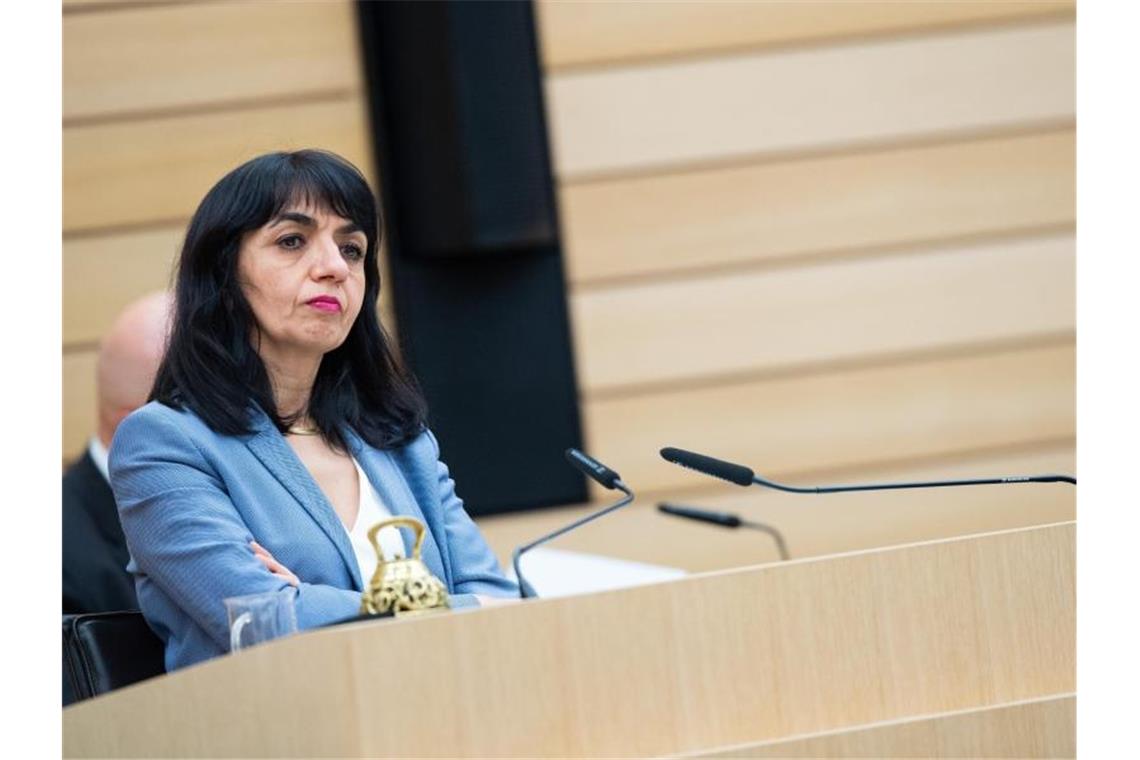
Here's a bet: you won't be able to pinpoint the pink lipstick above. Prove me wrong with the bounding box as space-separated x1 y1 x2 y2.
306 296 341 313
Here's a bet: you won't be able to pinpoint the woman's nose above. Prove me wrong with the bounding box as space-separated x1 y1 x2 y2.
311 236 349 280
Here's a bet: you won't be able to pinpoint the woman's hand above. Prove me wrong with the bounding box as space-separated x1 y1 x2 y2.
250 540 300 587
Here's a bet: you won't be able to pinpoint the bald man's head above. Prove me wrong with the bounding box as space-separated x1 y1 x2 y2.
96 291 174 447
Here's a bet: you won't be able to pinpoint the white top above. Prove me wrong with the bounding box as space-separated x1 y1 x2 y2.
347 457 406 585
88 436 110 483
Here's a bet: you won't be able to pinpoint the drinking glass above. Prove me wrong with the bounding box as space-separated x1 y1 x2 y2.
223 588 298 653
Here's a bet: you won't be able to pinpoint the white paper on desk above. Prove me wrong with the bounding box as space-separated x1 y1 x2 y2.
507 547 686 598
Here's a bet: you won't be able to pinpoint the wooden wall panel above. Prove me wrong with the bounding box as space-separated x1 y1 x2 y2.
64 0 182 9
63 351 98 462
583 343 1074 495
546 22 1074 179
64 1 361 122
562 128 1074 284
63 225 182 347
476 443 1075 573
537 0 1074 70
64 97 372 233
573 234 1074 394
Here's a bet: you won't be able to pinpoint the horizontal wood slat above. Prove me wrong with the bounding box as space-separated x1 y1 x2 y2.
537 0 1074 70
63 0 183 10
63 351 98 462
562 129 1074 285
573 234 1074 394
64 0 183 9
546 22 1074 179
64 96 372 233
477 443 1074 573
64 225 182 347
694 694 1075 758
583 343 1074 495
64 0 360 122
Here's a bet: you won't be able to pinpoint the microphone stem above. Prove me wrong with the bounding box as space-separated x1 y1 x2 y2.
739 519 791 561
753 474 1076 494
513 482 634 598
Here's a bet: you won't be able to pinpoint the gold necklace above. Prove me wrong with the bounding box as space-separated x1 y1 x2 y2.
288 423 321 436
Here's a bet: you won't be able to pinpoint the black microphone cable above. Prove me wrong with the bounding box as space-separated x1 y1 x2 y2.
511 449 635 599
657 503 790 560
660 447 1076 493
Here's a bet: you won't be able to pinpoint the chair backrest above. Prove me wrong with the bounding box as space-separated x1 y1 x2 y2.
63 611 165 705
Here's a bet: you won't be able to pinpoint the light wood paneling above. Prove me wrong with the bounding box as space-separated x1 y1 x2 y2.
537 0 1074 70
692 694 1075 758
477 443 1075 573
574 234 1074 394
64 225 182 347
584 343 1074 495
64 0 183 9
64 1 361 122
63 351 98 462
64 97 372 233
546 22 1074 179
562 129 1074 284
63 523 1075 757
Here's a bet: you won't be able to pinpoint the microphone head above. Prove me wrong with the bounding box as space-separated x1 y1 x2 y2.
565 448 621 490
660 447 754 487
658 502 743 528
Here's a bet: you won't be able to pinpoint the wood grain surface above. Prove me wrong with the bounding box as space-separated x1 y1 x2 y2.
64 1 360 122
561 128 1074 285
690 693 1074 758
537 0 1074 70
63 522 1076 757
572 234 1074 393
546 22 1074 179
64 97 373 233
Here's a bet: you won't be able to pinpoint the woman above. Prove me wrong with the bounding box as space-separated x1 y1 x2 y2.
109 150 517 671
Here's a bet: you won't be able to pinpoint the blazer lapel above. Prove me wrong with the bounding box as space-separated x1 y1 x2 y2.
243 410 362 590
343 428 448 584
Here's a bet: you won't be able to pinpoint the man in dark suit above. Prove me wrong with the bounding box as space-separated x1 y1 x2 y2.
63 291 172 614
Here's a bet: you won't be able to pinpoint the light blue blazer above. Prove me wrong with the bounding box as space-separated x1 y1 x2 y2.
109 401 517 671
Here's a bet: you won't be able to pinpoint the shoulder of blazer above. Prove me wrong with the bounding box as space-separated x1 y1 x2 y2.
112 401 267 450
108 401 257 480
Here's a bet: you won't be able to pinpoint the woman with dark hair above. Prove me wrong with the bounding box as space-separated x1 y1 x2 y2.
109 150 516 671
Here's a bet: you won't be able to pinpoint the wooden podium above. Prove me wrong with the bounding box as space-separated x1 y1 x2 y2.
63 521 1075 758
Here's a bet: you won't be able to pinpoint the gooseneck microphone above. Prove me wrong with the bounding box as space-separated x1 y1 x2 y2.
658 503 790 560
511 450 635 598
660 447 1077 493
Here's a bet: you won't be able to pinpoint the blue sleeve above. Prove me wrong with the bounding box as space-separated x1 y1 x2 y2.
425 430 520 599
110 407 362 652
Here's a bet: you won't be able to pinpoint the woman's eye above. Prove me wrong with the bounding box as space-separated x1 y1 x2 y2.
342 243 365 261
278 234 304 250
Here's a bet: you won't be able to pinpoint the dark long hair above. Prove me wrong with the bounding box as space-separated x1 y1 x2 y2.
151 149 427 450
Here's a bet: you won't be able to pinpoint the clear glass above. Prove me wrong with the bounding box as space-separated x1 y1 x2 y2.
223 588 298 653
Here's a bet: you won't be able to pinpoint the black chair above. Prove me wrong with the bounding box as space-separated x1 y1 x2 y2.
63 611 166 705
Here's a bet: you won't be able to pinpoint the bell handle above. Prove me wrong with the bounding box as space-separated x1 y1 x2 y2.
366 516 426 559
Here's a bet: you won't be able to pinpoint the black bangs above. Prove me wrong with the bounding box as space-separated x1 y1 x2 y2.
265 150 381 256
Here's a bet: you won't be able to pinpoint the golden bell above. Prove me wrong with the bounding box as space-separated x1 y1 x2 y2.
359 516 449 616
